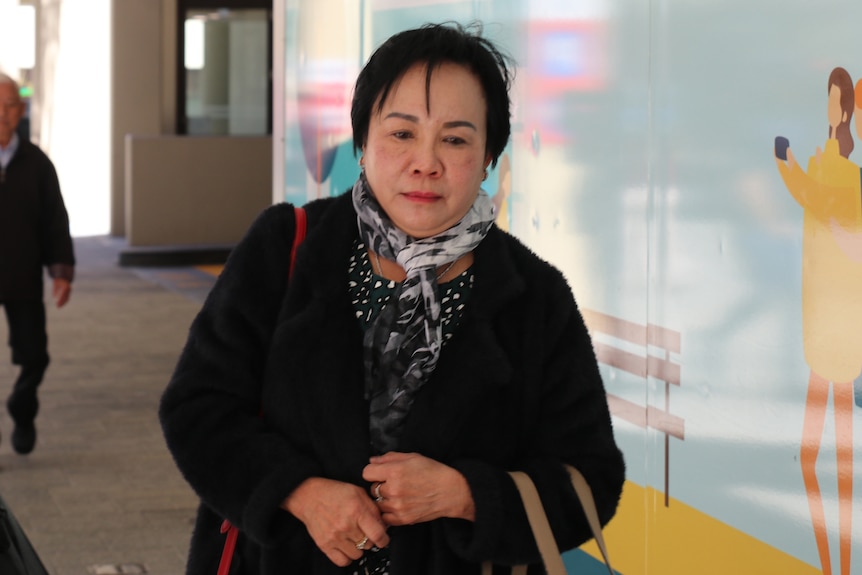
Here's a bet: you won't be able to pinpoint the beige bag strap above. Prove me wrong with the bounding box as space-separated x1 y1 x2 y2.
509 470 569 575
565 466 614 573
481 563 527 575
482 465 614 575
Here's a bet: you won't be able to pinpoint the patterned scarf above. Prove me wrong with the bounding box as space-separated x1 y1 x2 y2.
352 174 496 452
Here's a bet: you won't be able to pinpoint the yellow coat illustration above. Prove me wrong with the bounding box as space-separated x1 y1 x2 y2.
778 138 862 382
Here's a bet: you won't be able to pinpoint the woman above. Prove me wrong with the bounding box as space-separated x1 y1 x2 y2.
160 22 624 575
775 66 859 575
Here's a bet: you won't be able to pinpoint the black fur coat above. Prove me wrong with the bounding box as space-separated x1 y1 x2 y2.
159 192 625 574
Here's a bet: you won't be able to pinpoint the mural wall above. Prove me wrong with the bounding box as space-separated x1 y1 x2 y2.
277 1 862 573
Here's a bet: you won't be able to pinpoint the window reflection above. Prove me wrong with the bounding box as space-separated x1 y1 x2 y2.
184 8 269 135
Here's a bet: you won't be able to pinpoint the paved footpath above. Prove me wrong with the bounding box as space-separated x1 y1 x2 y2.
0 236 219 575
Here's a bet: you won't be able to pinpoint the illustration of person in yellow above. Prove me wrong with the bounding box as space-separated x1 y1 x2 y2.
775 66 859 575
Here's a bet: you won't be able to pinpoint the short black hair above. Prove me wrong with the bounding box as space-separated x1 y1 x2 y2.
351 22 513 167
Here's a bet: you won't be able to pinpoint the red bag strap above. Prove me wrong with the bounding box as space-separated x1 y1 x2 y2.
216 205 307 575
290 206 307 277
218 520 239 575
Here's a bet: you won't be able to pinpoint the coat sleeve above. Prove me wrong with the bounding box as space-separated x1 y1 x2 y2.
159 203 324 546
777 156 856 226
39 153 75 277
444 265 625 566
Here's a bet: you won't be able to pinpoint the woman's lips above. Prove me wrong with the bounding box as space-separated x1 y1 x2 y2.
403 191 441 203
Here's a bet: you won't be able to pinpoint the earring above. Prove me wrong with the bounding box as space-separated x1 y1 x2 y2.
359 157 365 171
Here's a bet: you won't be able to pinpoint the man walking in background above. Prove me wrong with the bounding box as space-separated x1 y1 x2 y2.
0 72 74 455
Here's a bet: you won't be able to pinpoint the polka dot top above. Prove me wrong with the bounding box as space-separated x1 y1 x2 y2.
348 239 472 338
347 239 472 575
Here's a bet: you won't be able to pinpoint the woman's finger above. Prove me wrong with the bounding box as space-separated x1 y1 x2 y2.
325 546 357 568
357 514 390 549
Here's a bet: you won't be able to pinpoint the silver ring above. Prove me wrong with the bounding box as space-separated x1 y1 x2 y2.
373 482 384 502
355 536 369 551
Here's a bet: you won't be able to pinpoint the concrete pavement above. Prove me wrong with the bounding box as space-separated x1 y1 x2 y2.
0 235 218 575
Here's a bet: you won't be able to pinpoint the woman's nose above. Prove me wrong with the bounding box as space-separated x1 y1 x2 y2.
411 142 442 176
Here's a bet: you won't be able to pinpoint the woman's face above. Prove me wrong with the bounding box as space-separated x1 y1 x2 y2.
828 83 847 131
362 61 491 239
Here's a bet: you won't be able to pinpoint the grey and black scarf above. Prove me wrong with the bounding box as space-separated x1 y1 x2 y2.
352 175 495 452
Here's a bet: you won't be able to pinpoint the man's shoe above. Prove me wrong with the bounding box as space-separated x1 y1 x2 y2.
11 422 36 455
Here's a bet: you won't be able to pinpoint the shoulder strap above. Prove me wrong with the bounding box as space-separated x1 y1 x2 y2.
508 471 568 575
289 206 307 277
566 465 613 573
483 466 614 575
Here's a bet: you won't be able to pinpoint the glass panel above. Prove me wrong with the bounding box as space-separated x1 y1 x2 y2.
185 8 269 135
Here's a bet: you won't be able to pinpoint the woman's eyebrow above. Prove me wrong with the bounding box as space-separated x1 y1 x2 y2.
384 112 419 122
384 112 476 131
443 120 477 131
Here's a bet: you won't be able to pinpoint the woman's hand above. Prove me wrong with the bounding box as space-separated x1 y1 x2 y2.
362 452 476 526
282 477 390 567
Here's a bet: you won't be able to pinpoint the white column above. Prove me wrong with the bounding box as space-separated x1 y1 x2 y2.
40 0 111 236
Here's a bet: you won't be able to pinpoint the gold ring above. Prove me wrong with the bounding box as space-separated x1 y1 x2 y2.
355 536 369 551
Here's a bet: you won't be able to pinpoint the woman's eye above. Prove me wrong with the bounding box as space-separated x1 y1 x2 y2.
392 131 412 140
444 136 466 145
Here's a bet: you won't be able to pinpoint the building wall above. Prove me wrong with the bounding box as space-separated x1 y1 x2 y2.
124 135 271 246
23 0 267 244
111 0 273 246
110 0 166 237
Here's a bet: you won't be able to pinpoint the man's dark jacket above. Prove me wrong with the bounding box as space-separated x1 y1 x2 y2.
0 140 74 301
160 193 625 574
